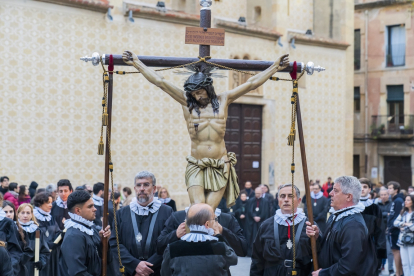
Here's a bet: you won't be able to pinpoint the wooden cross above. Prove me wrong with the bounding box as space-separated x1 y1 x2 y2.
81 1 324 274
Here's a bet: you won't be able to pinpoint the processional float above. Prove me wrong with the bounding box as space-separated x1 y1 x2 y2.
80 0 325 275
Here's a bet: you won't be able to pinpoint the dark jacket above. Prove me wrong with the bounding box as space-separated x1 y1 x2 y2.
387 193 405 233
0 245 13 276
28 181 38 199
161 237 238 276
319 212 377 276
376 199 392 232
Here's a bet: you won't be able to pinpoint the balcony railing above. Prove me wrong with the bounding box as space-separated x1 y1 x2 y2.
386 43 406 67
354 49 361 70
371 115 414 137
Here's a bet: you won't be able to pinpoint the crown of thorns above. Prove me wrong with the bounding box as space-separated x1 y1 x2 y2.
184 71 213 93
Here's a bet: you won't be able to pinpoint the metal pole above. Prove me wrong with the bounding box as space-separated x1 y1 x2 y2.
296 93 319 270
101 55 113 276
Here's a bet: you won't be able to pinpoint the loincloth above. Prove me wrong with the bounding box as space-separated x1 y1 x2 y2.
185 152 240 207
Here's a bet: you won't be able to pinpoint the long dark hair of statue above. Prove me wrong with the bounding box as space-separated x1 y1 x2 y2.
184 70 219 117
186 84 219 117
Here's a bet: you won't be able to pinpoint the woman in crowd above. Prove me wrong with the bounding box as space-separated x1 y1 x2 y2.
33 192 62 276
159 187 177 211
4 182 19 208
16 203 50 276
394 194 414 276
122 187 134 206
234 191 248 238
18 185 31 206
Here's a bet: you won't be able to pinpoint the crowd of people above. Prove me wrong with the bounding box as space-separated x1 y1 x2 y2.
0 173 413 276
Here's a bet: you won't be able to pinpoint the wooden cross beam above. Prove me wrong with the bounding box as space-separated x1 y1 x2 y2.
80 1 325 275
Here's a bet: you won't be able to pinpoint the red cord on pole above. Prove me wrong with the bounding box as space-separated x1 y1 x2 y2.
289 61 297 80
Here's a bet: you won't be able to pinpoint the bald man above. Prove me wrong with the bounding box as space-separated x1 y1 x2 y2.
245 187 271 256
161 203 237 276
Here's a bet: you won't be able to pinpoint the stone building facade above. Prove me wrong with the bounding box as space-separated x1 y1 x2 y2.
1 0 353 208
354 0 414 189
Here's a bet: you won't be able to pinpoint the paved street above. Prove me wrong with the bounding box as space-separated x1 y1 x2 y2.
230 257 392 275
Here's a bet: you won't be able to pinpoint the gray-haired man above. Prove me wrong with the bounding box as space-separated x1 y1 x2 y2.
306 176 378 276
250 184 321 276
109 171 173 276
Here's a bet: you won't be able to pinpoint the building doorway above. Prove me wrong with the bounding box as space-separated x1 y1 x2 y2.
225 104 263 190
384 156 412 189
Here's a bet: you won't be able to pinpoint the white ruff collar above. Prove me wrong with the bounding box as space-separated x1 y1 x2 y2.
92 194 104 206
19 220 39 233
56 197 67 209
64 212 94 236
181 225 218 242
159 198 171 204
34 207 52 222
359 195 373 207
185 207 222 217
329 202 365 222
0 208 5 221
274 208 306 226
130 198 162 216
311 191 324 199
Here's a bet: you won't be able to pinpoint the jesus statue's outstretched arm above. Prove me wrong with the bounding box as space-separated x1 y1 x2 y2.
225 54 290 104
123 50 187 106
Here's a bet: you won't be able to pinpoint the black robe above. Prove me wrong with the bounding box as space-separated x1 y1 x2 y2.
0 245 13 276
360 201 387 263
156 210 247 257
318 211 377 276
51 202 69 230
93 204 103 230
233 198 248 237
17 228 50 276
60 225 111 276
250 217 321 276
164 200 177 212
245 197 271 256
37 217 62 276
0 217 22 275
109 204 173 276
303 195 330 233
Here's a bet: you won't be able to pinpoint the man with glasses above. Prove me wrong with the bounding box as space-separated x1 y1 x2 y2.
109 171 173 276
250 184 320 276
161 203 237 276
306 176 377 276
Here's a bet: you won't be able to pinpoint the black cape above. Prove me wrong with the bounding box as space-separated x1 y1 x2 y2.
164 200 176 212
360 201 387 261
318 211 377 276
51 202 70 230
0 217 23 275
60 225 112 276
0 245 13 276
17 228 50 276
37 217 62 276
303 196 330 233
250 217 321 276
245 197 271 256
93 204 103 230
156 210 247 257
109 204 173 276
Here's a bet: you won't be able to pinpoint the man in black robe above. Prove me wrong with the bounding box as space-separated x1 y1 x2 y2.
304 183 330 233
306 176 377 276
157 206 247 258
51 179 73 230
92 182 104 230
59 190 112 276
251 184 321 276
109 171 173 276
359 178 386 274
245 187 271 256
0 197 22 276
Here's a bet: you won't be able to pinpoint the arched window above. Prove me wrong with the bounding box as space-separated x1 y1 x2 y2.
229 55 263 96
253 6 262 23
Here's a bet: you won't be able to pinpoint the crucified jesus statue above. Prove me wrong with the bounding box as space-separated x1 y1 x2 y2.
123 51 289 210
